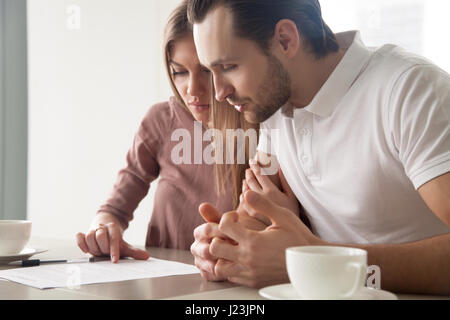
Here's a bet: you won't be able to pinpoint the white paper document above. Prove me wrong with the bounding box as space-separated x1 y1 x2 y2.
0 258 200 289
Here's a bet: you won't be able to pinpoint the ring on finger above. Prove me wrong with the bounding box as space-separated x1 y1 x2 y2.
95 226 106 233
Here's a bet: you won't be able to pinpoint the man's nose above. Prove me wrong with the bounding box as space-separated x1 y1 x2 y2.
213 76 233 102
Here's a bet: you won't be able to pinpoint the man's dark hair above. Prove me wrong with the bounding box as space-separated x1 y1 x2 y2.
187 0 339 58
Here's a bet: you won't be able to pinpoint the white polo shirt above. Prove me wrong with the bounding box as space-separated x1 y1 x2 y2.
258 31 450 244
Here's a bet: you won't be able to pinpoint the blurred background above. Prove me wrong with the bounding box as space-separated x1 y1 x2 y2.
0 0 449 247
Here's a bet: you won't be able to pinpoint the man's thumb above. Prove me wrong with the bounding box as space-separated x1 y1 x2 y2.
199 202 222 223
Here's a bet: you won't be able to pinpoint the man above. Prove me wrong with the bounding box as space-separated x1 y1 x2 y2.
187 0 450 294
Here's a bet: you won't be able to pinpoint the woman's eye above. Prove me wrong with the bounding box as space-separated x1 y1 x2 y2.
172 70 188 77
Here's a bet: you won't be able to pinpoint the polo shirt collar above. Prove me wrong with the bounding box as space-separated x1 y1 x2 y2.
281 30 372 119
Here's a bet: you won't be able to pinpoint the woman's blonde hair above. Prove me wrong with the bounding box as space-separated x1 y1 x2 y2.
212 97 259 209
163 0 192 108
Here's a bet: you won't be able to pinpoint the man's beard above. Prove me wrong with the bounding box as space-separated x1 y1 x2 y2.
245 54 291 124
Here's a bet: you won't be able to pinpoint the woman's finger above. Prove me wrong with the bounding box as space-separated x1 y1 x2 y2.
75 232 89 253
95 227 110 255
85 229 103 256
106 223 122 262
245 169 262 192
249 159 277 191
243 179 249 193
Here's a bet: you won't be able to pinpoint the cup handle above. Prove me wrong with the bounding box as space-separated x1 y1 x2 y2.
339 262 366 299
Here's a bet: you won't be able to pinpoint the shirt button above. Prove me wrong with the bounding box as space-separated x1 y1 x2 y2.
301 155 309 163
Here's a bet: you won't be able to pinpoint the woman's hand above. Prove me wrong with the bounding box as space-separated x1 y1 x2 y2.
241 159 300 218
75 212 150 263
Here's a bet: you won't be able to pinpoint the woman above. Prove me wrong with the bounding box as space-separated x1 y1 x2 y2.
75 1 253 261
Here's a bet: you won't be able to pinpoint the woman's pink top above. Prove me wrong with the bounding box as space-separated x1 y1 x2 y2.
98 97 234 250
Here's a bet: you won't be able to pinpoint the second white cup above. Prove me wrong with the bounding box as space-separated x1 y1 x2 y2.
286 246 367 300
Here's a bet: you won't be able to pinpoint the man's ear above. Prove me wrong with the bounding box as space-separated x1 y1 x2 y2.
273 19 301 59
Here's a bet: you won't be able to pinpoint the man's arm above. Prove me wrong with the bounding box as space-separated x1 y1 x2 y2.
213 172 450 294
353 233 450 295
351 172 450 295
418 172 450 226
354 64 450 295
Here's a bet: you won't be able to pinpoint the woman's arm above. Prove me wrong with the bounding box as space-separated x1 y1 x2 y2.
76 103 168 261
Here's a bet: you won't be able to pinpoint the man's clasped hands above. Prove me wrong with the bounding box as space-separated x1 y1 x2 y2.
190 160 325 288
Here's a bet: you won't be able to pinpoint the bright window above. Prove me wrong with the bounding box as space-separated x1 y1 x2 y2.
320 0 450 72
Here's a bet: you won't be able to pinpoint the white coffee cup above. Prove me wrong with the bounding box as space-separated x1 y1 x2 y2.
286 246 367 300
0 220 32 255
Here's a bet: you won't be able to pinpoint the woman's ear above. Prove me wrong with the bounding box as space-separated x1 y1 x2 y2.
273 19 301 59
